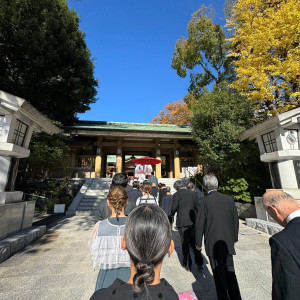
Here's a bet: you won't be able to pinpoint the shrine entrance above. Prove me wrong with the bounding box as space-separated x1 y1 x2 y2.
65 121 199 178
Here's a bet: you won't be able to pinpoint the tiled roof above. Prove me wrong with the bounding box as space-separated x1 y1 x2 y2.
65 121 192 134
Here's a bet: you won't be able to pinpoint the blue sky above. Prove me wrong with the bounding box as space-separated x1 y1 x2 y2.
68 0 227 123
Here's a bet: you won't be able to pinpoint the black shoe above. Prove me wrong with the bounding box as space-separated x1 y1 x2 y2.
182 263 191 272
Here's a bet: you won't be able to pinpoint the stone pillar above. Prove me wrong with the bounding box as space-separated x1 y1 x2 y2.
95 137 103 178
174 141 180 178
116 138 122 173
0 156 11 192
155 139 161 178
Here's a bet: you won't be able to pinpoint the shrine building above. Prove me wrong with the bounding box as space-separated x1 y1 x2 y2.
64 121 199 178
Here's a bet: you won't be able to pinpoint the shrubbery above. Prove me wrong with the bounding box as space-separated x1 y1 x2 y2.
220 178 252 203
30 178 74 213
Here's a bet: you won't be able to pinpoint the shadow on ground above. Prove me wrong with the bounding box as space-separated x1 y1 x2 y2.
172 230 218 300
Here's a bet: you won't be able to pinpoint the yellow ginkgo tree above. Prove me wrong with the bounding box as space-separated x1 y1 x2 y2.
227 0 300 117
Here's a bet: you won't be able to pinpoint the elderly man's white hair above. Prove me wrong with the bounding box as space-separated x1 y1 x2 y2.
203 175 218 191
262 191 296 208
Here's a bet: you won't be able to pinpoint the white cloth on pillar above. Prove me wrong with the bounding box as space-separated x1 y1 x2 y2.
138 173 145 183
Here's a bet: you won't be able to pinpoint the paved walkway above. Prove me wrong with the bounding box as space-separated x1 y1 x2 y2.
0 216 272 300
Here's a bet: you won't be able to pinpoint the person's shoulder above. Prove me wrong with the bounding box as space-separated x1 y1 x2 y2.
126 184 133 191
90 279 126 299
154 279 179 299
211 191 234 201
272 221 299 243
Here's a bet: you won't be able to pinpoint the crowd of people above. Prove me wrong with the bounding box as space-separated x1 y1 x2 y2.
89 172 300 300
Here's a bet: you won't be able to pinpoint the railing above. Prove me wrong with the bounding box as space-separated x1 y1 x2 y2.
21 188 54 202
185 168 208 193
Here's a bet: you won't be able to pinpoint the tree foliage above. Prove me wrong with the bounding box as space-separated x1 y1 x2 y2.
190 84 270 195
28 122 69 166
151 99 191 125
227 0 300 117
171 6 235 94
191 84 253 169
0 0 98 125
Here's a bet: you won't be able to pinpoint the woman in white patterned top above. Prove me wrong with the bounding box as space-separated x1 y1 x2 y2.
89 186 130 291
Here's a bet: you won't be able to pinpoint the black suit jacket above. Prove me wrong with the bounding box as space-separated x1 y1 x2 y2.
171 188 197 227
128 188 143 202
195 191 239 258
158 188 167 206
270 216 300 300
151 186 158 198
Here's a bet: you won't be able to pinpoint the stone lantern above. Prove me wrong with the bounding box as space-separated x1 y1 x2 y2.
240 108 300 233
0 90 60 240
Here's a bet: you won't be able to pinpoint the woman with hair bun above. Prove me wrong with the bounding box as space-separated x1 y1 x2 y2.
136 182 158 206
90 204 178 299
89 186 131 291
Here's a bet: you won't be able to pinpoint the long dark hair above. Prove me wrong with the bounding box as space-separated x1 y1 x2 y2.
124 204 172 295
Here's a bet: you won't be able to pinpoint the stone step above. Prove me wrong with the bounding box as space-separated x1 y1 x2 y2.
79 201 100 206
77 205 98 210
82 195 106 199
85 192 108 196
75 210 96 216
80 200 101 205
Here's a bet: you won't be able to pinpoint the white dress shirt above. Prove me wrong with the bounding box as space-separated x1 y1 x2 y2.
286 209 300 224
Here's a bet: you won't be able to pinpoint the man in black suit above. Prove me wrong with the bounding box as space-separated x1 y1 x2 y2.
130 181 143 202
262 190 300 300
171 180 203 271
158 183 167 207
150 182 158 198
187 182 204 200
195 175 241 300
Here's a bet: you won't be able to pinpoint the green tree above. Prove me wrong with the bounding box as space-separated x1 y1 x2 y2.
0 0 98 125
191 84 270 196
171 6 235 94
25 121 70 178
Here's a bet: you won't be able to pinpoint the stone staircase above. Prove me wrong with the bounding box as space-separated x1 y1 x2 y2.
66 178 112 216
66 177 190 216
157 178 186 194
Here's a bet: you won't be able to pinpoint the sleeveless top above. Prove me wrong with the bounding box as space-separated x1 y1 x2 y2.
89 218 130 270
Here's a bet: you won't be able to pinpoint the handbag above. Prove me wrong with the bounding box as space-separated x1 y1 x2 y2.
178 290 198 300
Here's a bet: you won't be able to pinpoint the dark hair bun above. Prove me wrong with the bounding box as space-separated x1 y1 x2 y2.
133 261 155 293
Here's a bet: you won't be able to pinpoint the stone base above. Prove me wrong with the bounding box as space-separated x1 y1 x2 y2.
254 197 268 221
0 225 46 263
0 200 35 240
246 218 283 235
0 191 23 204
235 202 256 220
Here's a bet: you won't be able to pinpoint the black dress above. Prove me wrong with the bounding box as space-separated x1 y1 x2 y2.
90 278 179 300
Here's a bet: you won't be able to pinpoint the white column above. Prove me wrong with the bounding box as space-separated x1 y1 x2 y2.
278 160 298 189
